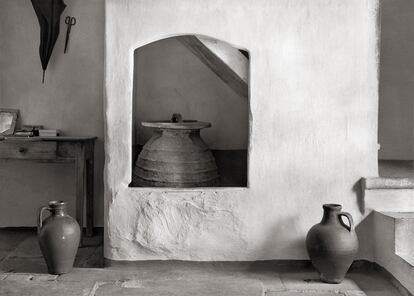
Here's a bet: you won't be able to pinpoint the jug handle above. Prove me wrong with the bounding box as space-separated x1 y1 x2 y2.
339 212 354 232
37 206 50 234
171 113 183 123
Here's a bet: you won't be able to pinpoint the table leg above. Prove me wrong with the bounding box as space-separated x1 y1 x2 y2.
75 154 85 245
86 155 94 237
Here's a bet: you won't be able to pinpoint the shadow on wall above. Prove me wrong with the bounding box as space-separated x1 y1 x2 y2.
355 212 375 261
354 179 364 214
255 215 306 260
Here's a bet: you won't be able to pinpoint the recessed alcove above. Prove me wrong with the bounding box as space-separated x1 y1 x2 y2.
131 35 249 188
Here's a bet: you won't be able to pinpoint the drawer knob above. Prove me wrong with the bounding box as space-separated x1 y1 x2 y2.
19 147 27 153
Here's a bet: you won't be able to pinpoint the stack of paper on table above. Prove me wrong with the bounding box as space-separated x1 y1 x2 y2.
39 129 60 137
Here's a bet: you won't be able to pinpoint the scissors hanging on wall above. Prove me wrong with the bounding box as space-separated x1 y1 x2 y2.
64 16 76 54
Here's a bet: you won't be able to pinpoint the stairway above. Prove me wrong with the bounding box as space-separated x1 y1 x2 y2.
362 176 414 294
177 35 249 98
362 177 414 212
373 211 414 295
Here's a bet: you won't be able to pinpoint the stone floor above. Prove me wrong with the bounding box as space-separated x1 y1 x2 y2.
379 160 414 178
0 229 407 295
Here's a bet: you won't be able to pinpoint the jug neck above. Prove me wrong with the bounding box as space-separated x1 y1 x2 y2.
320 204 342 224
48 201 68 216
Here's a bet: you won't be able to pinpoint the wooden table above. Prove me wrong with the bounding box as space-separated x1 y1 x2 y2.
0 136 96 238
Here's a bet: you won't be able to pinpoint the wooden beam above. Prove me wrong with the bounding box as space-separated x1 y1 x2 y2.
177 35 248 99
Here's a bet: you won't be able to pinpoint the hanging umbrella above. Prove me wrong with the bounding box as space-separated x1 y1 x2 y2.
31 0 66 83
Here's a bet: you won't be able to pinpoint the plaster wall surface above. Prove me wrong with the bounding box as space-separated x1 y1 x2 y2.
105 0 379 261
0 0 104 226
133 37 248 150
378 0 414 160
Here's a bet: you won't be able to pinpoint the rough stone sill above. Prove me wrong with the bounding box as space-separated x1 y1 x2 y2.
362 177 414 190
127 186 249 193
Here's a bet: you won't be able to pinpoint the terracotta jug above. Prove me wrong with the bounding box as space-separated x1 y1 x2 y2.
37 201 80 275
306 204 358 283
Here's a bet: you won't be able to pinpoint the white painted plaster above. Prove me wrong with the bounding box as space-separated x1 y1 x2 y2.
104 0 379 261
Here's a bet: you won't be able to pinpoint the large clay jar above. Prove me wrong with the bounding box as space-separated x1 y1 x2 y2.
133 113 219 187
37 201 80 275
306 204 358 283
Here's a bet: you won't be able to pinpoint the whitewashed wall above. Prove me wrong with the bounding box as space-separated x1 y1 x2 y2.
105 0 379 261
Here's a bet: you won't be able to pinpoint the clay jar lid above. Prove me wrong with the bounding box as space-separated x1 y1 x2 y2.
141 113 211 130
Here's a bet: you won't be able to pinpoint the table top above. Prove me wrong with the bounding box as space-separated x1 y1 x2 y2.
0 136 97 142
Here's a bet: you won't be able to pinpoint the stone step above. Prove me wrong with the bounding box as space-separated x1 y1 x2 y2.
383 212 414 267
196 35 249 84
362 177 414 212
177 35 248 98
373 211 414 295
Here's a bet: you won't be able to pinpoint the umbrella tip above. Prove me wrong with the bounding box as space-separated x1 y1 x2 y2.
42 70 45 84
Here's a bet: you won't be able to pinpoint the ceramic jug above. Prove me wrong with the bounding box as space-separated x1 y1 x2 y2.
37 201 80 275
306 204 359 283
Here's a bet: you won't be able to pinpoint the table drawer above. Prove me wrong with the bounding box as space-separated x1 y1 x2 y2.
0 141 57 160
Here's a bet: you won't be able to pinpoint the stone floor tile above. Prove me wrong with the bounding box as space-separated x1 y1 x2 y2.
75 245 104 268
360 292 401 296
86 245 104 268
2 272 58 281
0 257 48 273
58 268 140 283
0 278 93 296
266 292 349 296
347 272 401 293
8 235 42 258
32 273 59 281
0 250 10 262
0 229 32 251
3 273 34 281
280 272 361 291
94 275 264 296
74 245 99 267
62 269 266 296
240 271 285 292
344 291 368 296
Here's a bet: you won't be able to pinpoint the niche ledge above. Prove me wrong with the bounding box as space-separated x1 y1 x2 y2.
126 186 249 194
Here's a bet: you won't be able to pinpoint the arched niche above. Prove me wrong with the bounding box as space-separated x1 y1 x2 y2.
131 34 250 187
